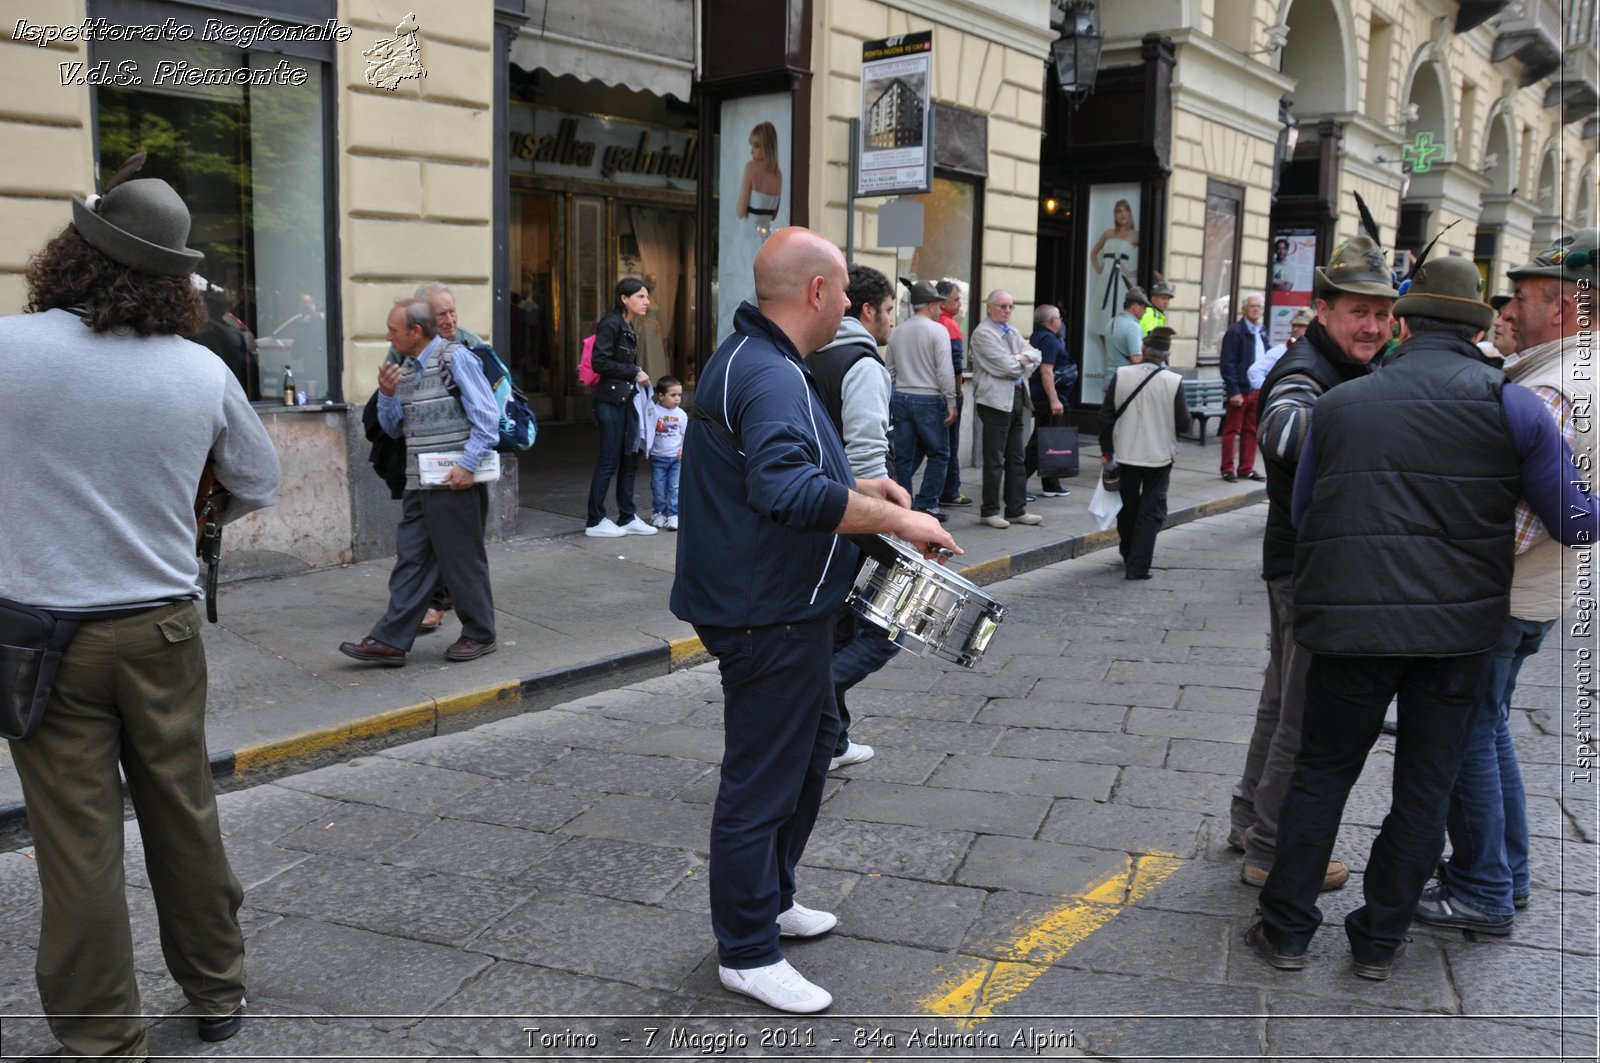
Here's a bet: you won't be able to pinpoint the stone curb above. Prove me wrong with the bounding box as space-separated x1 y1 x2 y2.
0 488 1263 837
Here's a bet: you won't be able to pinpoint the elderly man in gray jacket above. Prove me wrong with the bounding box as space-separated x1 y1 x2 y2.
968 289 1043 528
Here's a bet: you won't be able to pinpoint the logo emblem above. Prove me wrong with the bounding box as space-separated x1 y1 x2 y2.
363 12 426 91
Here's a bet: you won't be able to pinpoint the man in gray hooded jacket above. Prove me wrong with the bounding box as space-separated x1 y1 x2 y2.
807 264 898 770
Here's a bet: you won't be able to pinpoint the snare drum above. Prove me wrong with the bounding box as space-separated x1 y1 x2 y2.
845 535 1007 668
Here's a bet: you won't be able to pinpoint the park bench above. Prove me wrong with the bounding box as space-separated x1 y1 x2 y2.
1182 379 1229 445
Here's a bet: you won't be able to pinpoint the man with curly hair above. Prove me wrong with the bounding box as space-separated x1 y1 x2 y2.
0 175 280 1060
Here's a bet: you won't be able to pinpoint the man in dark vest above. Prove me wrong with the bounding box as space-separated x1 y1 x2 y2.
338 298 501 667
810 264 898 770
1229 235 1396 894
1247 256 1596 981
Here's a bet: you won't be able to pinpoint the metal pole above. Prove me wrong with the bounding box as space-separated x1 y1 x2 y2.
846 118 859 261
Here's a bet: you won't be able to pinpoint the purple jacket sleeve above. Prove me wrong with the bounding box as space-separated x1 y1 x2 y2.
1505 382 1596 547
1291 425 1316 528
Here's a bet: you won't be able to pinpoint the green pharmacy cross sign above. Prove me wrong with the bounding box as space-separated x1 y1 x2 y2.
1402 131 1444 174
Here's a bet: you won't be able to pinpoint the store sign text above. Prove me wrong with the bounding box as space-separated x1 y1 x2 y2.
509 113 699 189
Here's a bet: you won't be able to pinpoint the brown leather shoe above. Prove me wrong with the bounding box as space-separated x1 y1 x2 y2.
338 637 406 667
1241 859 1350 891
445 636 497 662
418 607 446 634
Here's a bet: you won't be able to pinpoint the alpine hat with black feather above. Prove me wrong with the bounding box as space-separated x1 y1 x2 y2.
1316 193 1401 299
1393 255 1495 333
71 153 203 276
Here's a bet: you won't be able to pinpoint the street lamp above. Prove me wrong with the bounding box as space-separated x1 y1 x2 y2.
1050 0 1103 107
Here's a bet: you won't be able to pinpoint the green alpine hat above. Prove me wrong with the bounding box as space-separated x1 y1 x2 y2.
1507 228 1598 286
1393 255 1494 332
1314 235 1399 298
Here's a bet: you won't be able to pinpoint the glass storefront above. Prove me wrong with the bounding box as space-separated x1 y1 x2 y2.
508 71 699 421
93 30 333 402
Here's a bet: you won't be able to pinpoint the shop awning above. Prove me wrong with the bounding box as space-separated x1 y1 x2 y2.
511 0 696 101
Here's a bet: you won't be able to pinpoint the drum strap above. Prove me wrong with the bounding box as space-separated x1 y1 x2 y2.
689 401 741 451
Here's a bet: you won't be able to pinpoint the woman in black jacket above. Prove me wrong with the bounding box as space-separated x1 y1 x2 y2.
585 278 659 536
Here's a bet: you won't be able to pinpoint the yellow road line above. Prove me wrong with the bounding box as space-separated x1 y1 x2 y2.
922 851 1185 1026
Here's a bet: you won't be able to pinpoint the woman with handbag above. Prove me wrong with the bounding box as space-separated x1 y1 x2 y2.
1098 327 1190 579
585 278 659 537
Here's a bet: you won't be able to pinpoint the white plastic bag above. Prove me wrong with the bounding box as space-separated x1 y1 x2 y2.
1089 473 1122 531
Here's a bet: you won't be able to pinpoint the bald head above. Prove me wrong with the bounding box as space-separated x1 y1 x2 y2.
753 227 850 354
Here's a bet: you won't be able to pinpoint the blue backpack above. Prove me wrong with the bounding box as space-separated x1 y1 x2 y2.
443 342 537 453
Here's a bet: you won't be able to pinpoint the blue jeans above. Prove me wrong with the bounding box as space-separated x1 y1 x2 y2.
1442 615 1553 916
942 393 964 500
651 455 681 518
587 397 640 527
831 610 900 756
891 392 951 513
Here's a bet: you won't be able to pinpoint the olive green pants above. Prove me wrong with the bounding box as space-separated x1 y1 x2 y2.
9 601 244 1062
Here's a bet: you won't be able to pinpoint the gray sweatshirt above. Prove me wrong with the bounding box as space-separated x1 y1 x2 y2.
885 312 958 405
813 316 892 479
0 309 281 611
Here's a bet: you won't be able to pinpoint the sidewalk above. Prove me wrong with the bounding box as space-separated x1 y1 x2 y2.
0 424 1265 830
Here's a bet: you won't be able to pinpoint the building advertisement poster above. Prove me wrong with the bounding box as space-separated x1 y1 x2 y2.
714 93 792 347
857 31 933 197
1080 182 1142 405
1269 227 1317 345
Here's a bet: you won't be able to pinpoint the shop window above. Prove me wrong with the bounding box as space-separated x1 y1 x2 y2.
91 19 333 402
511 192 558 398
1197 179 1245 365
901 175 980 312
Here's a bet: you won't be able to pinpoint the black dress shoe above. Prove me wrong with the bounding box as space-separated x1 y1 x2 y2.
1221 471 1238 483
198 1000 246 1043
1244 917 1306 971
445 636 498 662
338 637 406 667
1246 471 1267 482
1352 937 1409 981
1414 883 1513 935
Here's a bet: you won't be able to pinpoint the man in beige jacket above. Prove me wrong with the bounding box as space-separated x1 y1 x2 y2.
1420 228 1597 935
968 289 1043 528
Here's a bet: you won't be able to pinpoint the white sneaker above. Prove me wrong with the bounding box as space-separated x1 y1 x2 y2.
1040 488 1071 497
1011 512 1044 525
619 516 659 535
585 518 626 538
718 959 833 1013
777 901 838 938
981 515 1010 529
651 512 666 528
666 514 678 530
829 741 875 770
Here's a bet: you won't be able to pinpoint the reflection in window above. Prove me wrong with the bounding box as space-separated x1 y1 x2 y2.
96 39 328 401
903 176 977 313
1198 181 1244 364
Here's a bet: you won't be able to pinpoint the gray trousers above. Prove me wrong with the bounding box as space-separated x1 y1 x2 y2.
977 388 1028 518
370 486 495 650
10 602 244 1061
1230 574 1311 867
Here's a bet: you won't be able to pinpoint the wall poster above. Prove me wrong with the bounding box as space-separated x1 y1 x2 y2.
1269 227 1317 345
1080 182 1142 404
857 31 933 197
714 93 792 347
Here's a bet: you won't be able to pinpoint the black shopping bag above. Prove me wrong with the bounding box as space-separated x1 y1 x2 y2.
1036 424 1080 480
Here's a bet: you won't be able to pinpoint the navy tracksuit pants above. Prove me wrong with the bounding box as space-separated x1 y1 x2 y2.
697 617 841 968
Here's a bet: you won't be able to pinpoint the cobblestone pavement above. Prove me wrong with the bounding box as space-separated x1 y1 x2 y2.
0 504 1595 1061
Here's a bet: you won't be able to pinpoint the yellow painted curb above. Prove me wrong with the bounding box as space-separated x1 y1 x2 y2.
231 702 437 775
670 636 708 668
960 555 1013 585
436 683 522 719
